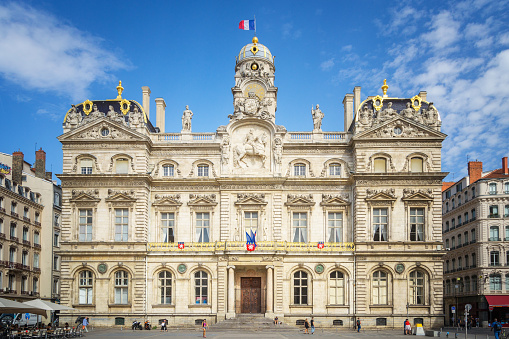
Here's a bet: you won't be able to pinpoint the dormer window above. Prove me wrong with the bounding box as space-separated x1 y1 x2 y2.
197 164 209 177
373 158 386 173
80 159 93 174
294 163 306 176
329 163 341 176
163 165 174 177
116 159 129 174
489 183 497 195
410 157 423 172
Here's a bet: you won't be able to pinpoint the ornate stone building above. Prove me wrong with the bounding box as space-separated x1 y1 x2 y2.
57 37 447 328
442 157 509 326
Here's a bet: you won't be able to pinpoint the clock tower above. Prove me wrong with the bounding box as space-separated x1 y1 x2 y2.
230 37 278 122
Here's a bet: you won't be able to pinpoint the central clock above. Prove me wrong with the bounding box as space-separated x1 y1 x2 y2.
244 83 265 100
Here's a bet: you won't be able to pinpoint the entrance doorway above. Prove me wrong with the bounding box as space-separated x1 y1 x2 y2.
241 277 261 313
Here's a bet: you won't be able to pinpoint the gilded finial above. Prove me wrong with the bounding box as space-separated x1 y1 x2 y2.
252 36 258 44
116 81 124 99
381 79 388 98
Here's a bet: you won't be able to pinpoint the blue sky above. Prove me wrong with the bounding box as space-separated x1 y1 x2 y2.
0 0 508 182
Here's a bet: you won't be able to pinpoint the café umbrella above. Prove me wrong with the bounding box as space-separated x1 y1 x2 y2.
0 297 47 317
23 299 75 312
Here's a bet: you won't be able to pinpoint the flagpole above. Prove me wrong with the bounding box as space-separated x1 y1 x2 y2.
254 15 256 37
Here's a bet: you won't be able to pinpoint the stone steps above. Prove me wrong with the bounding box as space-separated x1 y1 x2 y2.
210 314 299 332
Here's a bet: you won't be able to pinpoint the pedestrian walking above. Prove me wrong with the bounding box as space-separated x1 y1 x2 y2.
304 318 310 334
160 319 167 332
356 319 361 332
82 317 89 333
202 318 208 338
492 318 502 339
310 317 315 334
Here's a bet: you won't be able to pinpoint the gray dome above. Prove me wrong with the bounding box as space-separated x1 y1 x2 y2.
238 37 273 63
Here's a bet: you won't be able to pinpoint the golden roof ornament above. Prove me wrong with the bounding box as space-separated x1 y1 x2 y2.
116 81 124 99
381 79 389 98
252 36 258 44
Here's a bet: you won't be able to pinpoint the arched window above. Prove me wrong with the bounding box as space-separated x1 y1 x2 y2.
115 158 129 174
410 157 423 172
490 226 499 241
329 163 341 176
329 271 345 305
158 271 172 304
114 270 129 304
197 164 209 177
409 270 425 305
162 164 174 177
293 271 308 305
194 271 208 304
489 183 497 195
294 163 306 176
79 270 93 305
373 158 386 173
80 159 93 174
372 270 388 305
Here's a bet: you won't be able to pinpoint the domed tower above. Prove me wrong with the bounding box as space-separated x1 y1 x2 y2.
230 37 278 122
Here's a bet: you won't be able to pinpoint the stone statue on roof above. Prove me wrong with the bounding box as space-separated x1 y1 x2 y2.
182 105 193 131
312 104 324 131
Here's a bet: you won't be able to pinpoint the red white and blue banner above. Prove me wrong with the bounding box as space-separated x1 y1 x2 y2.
178 242 185 249
246 230 257 251
239 20 256 31
317 242 324 249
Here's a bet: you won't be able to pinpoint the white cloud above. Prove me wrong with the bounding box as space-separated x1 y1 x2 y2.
320 58 335 71
421 11 461 52
0 3 129 101
282 23 302 40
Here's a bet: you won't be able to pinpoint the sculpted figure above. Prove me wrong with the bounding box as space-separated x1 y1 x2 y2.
233 129 267 168
312 104 324 130
66 104 80 128
221 137 230 165
378 102 398 121
182 105 193 131
401 102 415 119
273 137 283 165
90 104 103 119
129 106 142 127
358 104 373 126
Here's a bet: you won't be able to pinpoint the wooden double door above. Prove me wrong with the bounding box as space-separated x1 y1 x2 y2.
241 277 262 313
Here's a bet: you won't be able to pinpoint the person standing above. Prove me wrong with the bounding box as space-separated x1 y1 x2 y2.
82 317 89 333
404 319 411 335
492 318 502 339
310 317 315 334
356 319 361 332
202 319 208 338
304 318 310 334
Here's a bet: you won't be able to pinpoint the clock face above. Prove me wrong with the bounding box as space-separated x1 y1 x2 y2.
395 263 405 274
97 263 108 274
177 264 187 274
315 264 324 274
244 83 265 100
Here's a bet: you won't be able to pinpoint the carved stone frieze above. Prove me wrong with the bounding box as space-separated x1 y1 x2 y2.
322 193 350 201
152 185 217 191
75 123 134 140
189 194 216 202
108 189 135 198
237 193 265 200
366 188 396 199
356 179 442 186
402 188 433 199
62 180 147 188
285 194 315 207
72 189 99 198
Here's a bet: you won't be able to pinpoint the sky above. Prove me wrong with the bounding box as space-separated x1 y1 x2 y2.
0 0 508 183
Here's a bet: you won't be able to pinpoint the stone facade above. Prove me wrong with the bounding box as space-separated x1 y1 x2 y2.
57 37 447 329
442 157 509 326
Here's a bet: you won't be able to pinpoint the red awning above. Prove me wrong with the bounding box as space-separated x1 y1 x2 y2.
486 295 509 307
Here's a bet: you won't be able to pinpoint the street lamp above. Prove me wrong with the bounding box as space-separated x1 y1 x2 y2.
455 277 460 327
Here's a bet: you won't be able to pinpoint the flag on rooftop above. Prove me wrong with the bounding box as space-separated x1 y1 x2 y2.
239 20 255 31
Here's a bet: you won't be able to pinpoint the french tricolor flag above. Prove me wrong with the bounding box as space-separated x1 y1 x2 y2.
239 20 255 31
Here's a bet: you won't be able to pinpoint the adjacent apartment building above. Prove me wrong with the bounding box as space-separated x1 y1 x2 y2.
57 37 447 328
0 149 62 304
443 157 509 326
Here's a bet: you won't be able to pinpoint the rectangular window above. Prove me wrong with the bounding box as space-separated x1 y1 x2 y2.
410 208 425 241
373 158 386 173
292 212 307 243
163 165 174 177
114 209 128 242
197 165 209 177
411 158 423 172
373 208 388 241
195 212 210 242
80 159 93 174
490 275 502 291
329 164 341 176
328 212 343 242
489 205 499 217
115 159 129 174
22 228 28 241
244 211 258 236
34 232 40 245
33 278 38 293
161 212 175 243
34 253 39 268
294 164 306 176
54 233 59 247
490 251 500 266
53 256 59 270
79 209 93 242
114 271 128 304
471 229 476 242
471 209 476 219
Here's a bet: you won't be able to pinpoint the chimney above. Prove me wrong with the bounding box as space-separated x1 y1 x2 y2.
35 148 46 179
468 160 483 184
12 151 24 185
503 157 508 175
343 93 354 132
419 91 427 102
155 98 166 133
353 86 361 116
142 86 151 119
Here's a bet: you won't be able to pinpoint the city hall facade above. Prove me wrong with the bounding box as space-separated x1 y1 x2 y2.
57 37 447 328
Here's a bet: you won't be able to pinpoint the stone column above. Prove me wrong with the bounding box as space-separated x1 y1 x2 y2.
265 265 274 315
227 265 235 318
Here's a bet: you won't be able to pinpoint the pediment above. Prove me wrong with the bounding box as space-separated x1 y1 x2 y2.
69 193 100 203
320 194 350 206
402 189 433 202
58 118 147 141
285 194 315 207
235 193 267 206
235 197 268 206
153 195 183 207
355 118 446 140
105 193 137 203
187 194 218 207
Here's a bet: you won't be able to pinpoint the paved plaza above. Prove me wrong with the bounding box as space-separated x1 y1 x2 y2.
79 327 502 338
